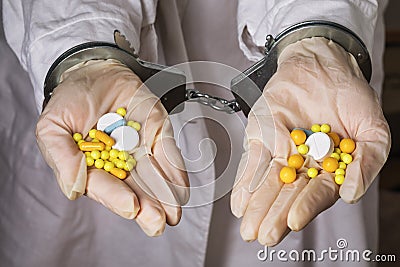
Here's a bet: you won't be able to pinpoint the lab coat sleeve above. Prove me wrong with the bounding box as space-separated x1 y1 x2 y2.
237 0 378 61
2 0 158 112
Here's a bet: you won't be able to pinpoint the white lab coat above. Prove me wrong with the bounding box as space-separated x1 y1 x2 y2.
0 0 387 266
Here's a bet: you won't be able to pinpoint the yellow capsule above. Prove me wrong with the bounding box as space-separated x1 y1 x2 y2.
118 151 129 161
335 175 345 185
73 133 83 142
103 161 115 172
94 159 105 169
86 156 94 167
297 144 309 155
311 124 321 132
335 168 345 176
91 150 101 160
79 142 105 152
101 150 110 160
307 168 318 178
342 153 353 164
89 129 97 139
110 168 127 179
338 162 347 170
109 149 119 159
95 130 115 147
116 107 127 117
320 124 331 133
330 152 340 161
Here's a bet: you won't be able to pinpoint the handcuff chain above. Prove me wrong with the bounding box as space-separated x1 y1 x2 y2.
186 89 241 114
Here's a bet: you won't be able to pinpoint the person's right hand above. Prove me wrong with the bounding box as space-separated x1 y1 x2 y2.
36 59 189 236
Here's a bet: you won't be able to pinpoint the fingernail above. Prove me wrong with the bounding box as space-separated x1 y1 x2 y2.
231 188 251 218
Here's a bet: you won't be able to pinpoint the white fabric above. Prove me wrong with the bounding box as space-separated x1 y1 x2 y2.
1 0 387 266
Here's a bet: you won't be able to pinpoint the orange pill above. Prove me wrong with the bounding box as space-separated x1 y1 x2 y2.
110 168 127 179
280 166 297 183
288 154 304 170
322 157 339 173
290 129 307 145
79 142 105 151
327 132 340 147
95 130 115 147
340 138 356 154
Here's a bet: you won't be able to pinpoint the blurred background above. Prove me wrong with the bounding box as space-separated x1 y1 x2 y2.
379 0 400 266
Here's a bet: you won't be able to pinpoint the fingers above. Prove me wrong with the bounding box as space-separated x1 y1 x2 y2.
135 155 183 226
85 169 140 219
124 173 167 237
288 173 339 231
152 120 190 206
257 173 308 246
340 127 390 203
36 117 87 200
231 140 272 218
239 160 283 242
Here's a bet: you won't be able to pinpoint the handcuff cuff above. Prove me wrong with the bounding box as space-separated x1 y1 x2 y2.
43 21 371 117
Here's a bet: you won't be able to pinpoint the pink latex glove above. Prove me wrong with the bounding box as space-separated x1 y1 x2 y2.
230 37 391 246
36 59 189 236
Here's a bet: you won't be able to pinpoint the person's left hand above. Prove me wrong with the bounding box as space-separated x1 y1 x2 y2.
230 37 391 246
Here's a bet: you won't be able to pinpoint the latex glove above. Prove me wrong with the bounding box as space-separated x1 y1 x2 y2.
36 59 189 236
230 37 391 246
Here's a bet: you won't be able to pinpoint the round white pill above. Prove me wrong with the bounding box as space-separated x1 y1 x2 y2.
305 132 334 161
110 126 139 151
97 113 123 131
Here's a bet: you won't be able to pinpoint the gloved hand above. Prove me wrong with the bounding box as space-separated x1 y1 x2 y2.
230 37 391 246
36 59 189 236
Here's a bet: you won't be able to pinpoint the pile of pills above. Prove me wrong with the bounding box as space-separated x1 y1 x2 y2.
72 107 140 180
280 124 356 185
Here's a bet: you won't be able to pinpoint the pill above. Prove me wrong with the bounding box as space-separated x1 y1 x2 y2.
341 153 353 164
73 133 83 142
79 142 105 151
293 127 313 138
124 161 135 171
307 168 318 178
320 124 331 133
109 149 119 159
305 132 334 161
335 168 345 176
322 157 339 173
288 154 304 170
104 119 126 135
280 166 297 183
311 124 321 132
110 168 127 179
115 160 125 169
116 107 127 117
297 144 309 155
327 132 340 147
340 138 356 154
131 122 141 131
86 156 94 167
338 162 347 169
118 151 129 161
95 159 105 169
97 113 124 132
335 175 345 185
89 129 97 139
101 150 110 160
330 152 340 161
91 150 101 160
95 130 115 147
111 126 139 151
104 161 115 172
290 129 306 145
77 139 85 145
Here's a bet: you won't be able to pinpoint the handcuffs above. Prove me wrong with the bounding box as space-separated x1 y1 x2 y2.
43 21 371 117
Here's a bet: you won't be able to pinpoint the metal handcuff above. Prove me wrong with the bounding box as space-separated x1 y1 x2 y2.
43 21 371 117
